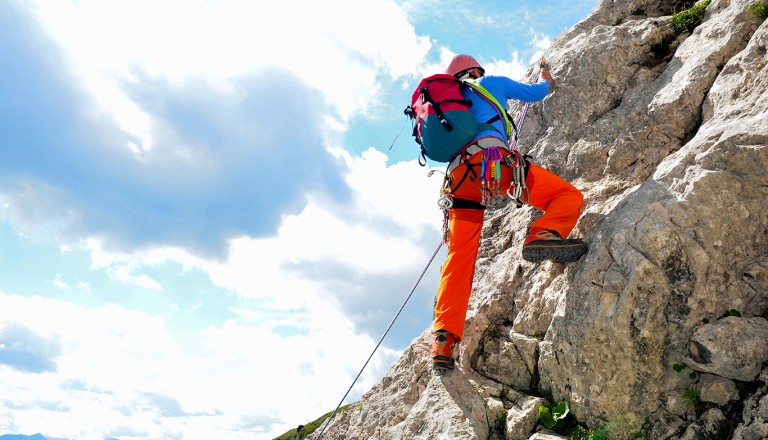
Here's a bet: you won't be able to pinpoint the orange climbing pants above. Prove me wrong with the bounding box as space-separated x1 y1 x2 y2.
433 145 584 339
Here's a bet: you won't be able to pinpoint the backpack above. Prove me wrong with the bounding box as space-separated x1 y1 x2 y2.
404 74 512 163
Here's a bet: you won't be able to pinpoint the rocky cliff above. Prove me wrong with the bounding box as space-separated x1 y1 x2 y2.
311 0 768 438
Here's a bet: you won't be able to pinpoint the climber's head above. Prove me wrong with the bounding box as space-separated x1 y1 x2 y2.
446 54 484 80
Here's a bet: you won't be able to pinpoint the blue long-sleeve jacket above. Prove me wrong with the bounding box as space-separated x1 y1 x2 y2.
461 75 550 144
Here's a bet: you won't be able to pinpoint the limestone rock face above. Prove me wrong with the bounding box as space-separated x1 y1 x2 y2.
686 316 768 381
311 1 768 438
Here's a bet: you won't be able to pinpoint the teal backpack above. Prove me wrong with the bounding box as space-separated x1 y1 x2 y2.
404 74 512 163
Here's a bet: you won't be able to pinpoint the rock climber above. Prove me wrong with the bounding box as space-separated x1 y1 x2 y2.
432 54 588 374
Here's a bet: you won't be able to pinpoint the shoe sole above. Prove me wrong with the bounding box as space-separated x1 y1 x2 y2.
522 240 588 263
432 356 455 375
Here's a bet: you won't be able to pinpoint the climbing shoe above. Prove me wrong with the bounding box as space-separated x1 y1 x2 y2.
522 228 588 263
432 330 458 375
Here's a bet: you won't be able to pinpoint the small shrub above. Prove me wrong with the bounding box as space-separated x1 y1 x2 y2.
539 401 570 429
538 402 617 440
570 425 606 440
672 0 712 34
718 309 741 319
484 324 501 339
672 361 700 379
493 410 506 437
683 385 704 412
748 1 768 20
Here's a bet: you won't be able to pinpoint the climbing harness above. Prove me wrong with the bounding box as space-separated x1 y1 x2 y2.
440 138 530 212
315 240 444 440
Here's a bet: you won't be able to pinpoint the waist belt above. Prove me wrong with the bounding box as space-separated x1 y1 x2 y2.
447 137 507 174
443 137 531 209
450 197 486 210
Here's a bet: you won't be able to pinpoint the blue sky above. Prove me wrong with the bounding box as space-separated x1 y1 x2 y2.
0 0 595 438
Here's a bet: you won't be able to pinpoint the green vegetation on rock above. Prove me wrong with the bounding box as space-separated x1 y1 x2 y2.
274 404 353 440
748 1 768 20
672 0 712 34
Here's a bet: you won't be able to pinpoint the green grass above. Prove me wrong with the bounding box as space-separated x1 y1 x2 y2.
672 0 712 34
273 404 353 440
683 386 704 413
748 1 768 20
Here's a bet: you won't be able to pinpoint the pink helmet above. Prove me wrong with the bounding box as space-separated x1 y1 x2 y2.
446 54 484 77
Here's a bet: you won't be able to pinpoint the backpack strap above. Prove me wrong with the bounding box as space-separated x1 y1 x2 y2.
461 79 514 141
485 113 519 137
418 145 428 167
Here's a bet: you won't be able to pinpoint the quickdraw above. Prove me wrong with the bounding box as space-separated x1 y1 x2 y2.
505 150 530 207
429 170 453 244
480 146 503 206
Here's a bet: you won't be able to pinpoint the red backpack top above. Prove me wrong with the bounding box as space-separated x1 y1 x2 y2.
404 74 508 163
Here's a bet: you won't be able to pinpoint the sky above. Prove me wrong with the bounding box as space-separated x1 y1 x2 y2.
0 0 596 438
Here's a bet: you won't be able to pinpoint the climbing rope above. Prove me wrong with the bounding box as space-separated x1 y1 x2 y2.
504 60 547 206
508 65 542 150
315 239 444 439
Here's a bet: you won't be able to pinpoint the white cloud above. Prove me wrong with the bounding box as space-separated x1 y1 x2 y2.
52 274 67 289
0 147 441 437
0 288 399 438
202 154 441 320
529 29 554 61
482 32 554 81
330 147 443 240
23 0 431 148
75 146 442 307
486 52 529 81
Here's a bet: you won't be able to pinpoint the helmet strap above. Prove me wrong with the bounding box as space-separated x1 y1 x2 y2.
457 70 473 81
